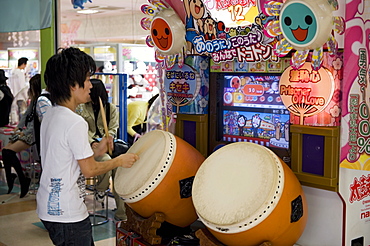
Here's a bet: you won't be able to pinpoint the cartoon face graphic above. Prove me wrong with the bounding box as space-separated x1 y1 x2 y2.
151 17 173 52
230 76 241 89
149 9 186 55
252 114 262 128
280 2 317 46
189 0 205 19
203 17 216 37
238 115 246 127
228 27 237 37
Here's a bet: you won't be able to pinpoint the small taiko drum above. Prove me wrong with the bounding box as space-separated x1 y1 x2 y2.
115 130 205 227
192 142 307 246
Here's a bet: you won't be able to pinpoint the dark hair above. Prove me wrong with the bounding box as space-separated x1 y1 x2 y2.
0 69 7 85
90 79 108 109
18 57 28 67
28 74 41 101
148 94 159 110
45 47 96 105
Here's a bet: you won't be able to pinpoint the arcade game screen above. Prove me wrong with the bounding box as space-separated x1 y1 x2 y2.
219 73 290 151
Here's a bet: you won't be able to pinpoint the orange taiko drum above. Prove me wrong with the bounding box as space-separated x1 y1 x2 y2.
192 142 307 246
115 130 205 227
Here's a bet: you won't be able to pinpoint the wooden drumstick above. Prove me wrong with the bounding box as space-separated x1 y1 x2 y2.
99 97 112 156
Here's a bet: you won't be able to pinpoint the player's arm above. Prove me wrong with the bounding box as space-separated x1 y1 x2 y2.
78 152 139 178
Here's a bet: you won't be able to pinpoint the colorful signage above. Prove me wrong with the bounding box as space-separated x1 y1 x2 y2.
8 48 38 60
338 0 370 244
206 0 259 27
184 0 278 63
280 62 334 125
340 48 370 163
141 0 186 69
163 63 201 112
263 0 345 70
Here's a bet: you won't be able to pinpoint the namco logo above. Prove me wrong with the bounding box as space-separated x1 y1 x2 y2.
360 210 370 220
348 174 370 203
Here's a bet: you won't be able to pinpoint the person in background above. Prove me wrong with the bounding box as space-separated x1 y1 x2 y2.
76 78 127 221
127 94 159 145
0 69 14 127
36 47 139 246
146 94 162 133
1 74 44 198
36 87 51 121
9 57 29 124
33 85 52 163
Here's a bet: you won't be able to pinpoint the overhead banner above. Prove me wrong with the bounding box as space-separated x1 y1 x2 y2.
184 0 278 63
0 0 52 33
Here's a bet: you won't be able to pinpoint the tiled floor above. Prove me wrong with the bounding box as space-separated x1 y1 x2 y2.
0 165 117 246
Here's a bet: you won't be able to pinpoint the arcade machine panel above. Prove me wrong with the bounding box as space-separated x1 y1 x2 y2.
209 72 291 164
175 114 208 158
290 125 340 191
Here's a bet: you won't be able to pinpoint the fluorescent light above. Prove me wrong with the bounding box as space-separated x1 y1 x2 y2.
77 9 99 14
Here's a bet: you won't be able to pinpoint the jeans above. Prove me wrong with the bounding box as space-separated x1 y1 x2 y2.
41 216 94 246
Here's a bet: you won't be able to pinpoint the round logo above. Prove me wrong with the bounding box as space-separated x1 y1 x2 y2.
224 92 233 104
150 9 185 55
280 3 317 46
151 17 173 52
279 0 333 50
279 62 334 124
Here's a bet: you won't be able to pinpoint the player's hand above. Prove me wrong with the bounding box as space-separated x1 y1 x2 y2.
91 142 99 150
133 133 141 143
118 153 139 168
94 136 113 157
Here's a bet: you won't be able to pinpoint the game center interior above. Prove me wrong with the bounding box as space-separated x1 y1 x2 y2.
1 0 370 245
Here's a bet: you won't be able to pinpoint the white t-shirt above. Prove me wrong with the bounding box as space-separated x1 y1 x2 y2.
9 68 28 101
36 105 94 222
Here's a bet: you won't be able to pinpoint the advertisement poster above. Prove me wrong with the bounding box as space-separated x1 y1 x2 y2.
184 0 277 63
163 56 209 114
279 62 336 126
339 0 370 245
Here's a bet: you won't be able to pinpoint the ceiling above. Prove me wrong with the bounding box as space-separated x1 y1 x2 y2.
60 0 148 19
59 0 150 44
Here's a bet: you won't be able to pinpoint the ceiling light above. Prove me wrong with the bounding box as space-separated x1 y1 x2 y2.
77 9 99 14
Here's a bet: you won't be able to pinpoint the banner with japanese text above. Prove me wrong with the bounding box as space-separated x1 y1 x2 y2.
339 0 370 244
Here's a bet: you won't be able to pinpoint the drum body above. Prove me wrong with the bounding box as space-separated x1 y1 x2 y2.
115 130 205 227
192 142 307 246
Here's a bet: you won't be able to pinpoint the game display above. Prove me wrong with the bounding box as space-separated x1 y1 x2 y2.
219 74 290 150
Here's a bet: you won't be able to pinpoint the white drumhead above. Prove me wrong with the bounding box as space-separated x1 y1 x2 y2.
192 142 284 233
114 130 176 202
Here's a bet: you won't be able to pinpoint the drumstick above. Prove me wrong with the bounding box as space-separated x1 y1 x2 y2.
99 97 112 156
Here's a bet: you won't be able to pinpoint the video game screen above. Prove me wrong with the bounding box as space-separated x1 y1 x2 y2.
220 74 290 150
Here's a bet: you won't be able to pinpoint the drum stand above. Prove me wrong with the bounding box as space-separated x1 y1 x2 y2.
195 228 273 246
118 204 165 245
85 177 109 226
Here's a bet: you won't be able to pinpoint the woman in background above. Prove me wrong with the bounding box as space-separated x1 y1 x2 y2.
76 78 126 221
0 69 14 127
127 94 159 145
2 74 46 198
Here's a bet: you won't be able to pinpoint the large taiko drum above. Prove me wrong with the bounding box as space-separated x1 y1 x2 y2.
192 142 307 246
115 130 205 227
